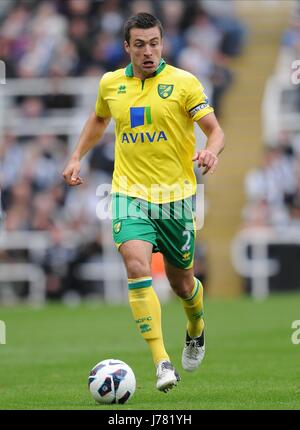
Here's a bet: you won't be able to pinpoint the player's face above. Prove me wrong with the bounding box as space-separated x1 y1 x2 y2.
124 26 163 79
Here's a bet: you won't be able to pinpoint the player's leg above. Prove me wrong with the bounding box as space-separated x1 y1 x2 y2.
164 259 205 372
163 261 204 338
112 194 179 390
120 239 169 365
153 197 205 371
119 240 179 391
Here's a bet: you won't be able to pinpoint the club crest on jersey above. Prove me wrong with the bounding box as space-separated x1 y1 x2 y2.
158 84 174 99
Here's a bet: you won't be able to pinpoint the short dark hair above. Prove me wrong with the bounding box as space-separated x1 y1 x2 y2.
124 12 163 44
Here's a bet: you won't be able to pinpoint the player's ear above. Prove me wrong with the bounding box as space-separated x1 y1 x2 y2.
124 41 130 54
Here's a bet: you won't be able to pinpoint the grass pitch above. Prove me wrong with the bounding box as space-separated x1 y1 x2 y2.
0 292 299 410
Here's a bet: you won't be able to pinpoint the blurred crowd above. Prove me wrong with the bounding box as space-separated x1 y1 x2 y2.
242 2 300 232
0 0 246 300
243 136 300 230
0 0 246 110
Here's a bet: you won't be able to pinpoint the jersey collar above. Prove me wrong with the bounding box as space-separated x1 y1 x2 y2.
125 58 166 78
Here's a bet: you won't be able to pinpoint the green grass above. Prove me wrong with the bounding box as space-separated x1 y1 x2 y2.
0 292 300 410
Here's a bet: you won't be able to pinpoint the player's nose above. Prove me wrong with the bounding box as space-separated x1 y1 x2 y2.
143 44 152 56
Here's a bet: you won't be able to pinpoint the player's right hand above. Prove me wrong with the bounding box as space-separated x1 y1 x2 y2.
62 159 84 186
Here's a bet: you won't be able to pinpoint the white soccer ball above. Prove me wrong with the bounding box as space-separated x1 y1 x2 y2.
88 359 136 404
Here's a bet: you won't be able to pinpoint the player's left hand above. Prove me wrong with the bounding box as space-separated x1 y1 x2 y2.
192 150 218 175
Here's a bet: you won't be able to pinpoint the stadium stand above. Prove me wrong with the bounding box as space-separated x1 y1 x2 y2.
232 1 300 299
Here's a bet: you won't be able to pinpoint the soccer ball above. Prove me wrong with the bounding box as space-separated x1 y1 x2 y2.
88 359 136 404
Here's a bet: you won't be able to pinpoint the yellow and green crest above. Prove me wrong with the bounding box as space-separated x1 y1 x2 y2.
158 84 174 99
114 221 122 234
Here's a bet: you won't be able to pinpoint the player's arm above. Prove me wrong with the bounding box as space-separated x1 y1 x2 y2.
63 112 110 186
194 112 225 175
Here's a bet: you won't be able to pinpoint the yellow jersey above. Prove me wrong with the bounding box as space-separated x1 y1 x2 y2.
95 59 213 203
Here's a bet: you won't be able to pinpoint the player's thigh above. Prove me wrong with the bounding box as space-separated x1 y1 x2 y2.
112 194 157 248
112 194 158 277
119 239 153 277
155 198 196 271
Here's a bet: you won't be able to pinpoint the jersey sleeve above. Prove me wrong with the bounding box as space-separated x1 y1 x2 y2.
185 74 214 121
95 76 111 118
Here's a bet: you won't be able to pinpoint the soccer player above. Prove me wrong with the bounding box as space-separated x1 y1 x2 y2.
63 13 225 393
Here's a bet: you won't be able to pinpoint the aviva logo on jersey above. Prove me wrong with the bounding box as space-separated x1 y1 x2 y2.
122 106 167 144
130 106 152 128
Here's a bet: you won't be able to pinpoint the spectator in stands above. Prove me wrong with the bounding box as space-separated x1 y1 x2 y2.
62 231 104 300
159 0 185 64
0 134 26 209
68 16 91 73
62 0 93 18
90 32 124 71
40 222 75 299
284 158 300 226
245 147 296 208
63 172 102 231
19 96 45 120
243 140 300 229
201 0 246 57
4 181 32 232
178 7 233 117
241 200 272 232
96 0 123 35
130 0 155 16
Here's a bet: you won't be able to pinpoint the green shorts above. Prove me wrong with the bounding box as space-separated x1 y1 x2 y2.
111 193 196 269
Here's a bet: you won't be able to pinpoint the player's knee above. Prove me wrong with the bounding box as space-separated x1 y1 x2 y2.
126 259 151 279
169 280 193 299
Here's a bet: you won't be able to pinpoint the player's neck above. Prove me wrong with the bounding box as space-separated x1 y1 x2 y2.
126 59 166 80
132 66 156 81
